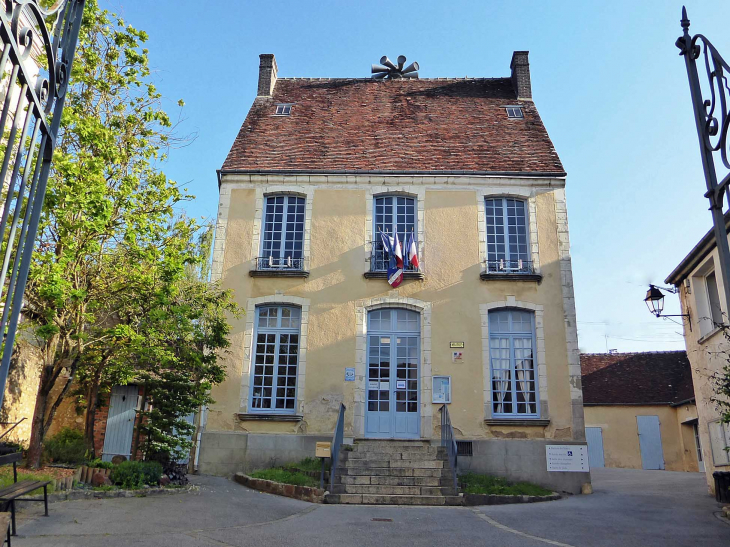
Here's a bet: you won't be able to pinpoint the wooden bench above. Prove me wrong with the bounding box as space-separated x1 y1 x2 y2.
0 453 50 537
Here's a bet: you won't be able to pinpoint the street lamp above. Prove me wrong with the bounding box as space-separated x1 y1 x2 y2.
644 284 691 329
644 285 665 317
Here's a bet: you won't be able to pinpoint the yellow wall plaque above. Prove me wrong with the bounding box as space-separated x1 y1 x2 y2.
315 441 331 458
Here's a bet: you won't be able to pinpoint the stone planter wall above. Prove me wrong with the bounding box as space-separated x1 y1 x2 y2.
462 492 561 506
234 473 325 503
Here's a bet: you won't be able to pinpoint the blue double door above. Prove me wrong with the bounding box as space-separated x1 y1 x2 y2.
365 309 420 439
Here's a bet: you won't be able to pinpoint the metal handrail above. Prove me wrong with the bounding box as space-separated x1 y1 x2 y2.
328 403 346 492
485 259 534 274
439 404 458 490
369 240 421 273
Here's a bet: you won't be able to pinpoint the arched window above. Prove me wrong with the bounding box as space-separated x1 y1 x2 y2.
250 305 301 412
260 195 305 270
485 197 530 273
489 309 538 417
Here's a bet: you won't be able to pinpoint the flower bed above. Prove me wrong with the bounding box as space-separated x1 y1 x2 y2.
458 472 560 505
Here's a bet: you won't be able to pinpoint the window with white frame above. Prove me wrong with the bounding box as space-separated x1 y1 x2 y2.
708 420 730 466
694 266 725 336
485 197 531 273
489 309 538 417
373 195 417 272
705 271 723 327
260 195 305 270
274 104 292 115
250 306 301 412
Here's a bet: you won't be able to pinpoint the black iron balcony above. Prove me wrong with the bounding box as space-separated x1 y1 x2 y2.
364 241 424 280
250 256 309 278
480 258 541 282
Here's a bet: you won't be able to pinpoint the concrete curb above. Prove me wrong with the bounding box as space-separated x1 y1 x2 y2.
234 473 324 503
47 485 195 503
462 492 561 506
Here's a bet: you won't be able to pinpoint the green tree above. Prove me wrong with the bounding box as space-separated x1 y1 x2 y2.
133 269 237 463
21 0 223 468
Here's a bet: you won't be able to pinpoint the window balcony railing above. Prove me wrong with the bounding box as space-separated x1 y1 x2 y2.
250 256 309 278
256 256 305 270
485 259 534 274
369 240 421 273
481 258 542 282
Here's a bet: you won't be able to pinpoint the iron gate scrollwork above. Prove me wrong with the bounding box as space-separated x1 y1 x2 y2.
0 0 85 408
676 7 730 321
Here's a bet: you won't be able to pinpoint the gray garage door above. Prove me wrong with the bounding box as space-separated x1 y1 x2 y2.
101 385 138 462
585 427 605 468
637 415 665 470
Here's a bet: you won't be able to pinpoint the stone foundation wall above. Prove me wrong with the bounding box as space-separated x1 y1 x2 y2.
456 439 591 495
198 432 591 495
198 432 332 477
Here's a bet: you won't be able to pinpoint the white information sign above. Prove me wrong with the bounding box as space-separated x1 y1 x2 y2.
368 381 378 389
344 367 355 381
379 381 389 390
432 376 451 404
396 380 406 389
546 445 589 472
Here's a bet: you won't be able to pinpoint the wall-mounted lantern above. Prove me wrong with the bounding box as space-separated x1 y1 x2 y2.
644 284 691 330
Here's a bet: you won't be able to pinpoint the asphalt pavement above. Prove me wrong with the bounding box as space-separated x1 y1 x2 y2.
11 467 729 546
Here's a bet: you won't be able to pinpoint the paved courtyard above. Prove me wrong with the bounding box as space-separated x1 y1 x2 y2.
10 468 729 546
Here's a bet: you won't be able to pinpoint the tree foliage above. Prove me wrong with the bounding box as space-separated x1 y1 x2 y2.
21 0 237 467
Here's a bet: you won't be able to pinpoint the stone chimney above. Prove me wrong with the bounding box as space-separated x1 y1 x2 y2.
510 51 532 100
257 54 278 97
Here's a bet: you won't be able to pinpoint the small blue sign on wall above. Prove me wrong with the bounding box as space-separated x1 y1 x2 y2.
345 367 355 381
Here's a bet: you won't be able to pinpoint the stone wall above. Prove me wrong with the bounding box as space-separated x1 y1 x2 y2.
456 439 590 494
0 340 42 447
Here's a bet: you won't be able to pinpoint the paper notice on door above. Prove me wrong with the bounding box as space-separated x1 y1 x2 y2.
368 381 379 390
379 381 389 390
396 381 406 389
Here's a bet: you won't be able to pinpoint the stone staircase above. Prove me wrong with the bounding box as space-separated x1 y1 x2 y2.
325 439 462 505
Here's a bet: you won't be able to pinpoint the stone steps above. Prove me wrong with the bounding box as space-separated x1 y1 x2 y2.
347 451 445 461
325 493 463 506
326 439 460 506
338 466 449 478
338 475 449 486
344 459 444 469
333 484 458 496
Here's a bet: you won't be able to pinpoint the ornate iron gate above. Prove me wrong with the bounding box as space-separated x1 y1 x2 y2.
676 7 730 315
0 0 85 408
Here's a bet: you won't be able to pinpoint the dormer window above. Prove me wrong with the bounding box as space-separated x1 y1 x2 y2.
505 106 523 118
274 104 292 116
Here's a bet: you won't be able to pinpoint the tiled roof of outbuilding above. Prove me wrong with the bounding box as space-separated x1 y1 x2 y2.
580 351 695 406
221 78 565 175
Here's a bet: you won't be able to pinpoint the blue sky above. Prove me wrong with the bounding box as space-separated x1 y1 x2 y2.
106 0 730 352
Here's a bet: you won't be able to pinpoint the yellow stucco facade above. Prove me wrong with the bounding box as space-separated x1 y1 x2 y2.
667 238 730 493
200 174 585 473
584 404 700 472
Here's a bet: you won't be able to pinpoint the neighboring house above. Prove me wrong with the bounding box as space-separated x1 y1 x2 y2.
581 352 701 472
666 216 730 494
199 51 590 495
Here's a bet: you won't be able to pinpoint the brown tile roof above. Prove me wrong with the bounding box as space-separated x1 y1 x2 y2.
221 78 565 175
580 351 695 406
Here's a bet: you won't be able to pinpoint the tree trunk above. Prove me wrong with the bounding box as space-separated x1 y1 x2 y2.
84 380 100 459
131 386 146 461
26 368 52 469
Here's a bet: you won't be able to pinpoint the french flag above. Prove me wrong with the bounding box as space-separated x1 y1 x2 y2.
388 232 404 287
407 232 419 270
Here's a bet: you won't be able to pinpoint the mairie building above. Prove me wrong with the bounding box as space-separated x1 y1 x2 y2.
198 52 591 495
